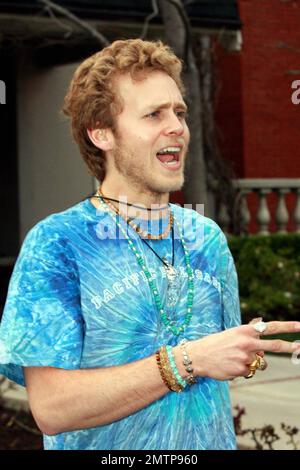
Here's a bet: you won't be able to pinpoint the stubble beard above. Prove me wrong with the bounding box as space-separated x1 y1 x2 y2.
113 144 186 199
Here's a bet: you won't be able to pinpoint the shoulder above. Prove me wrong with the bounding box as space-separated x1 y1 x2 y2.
170 204 226 250
171 203 222 232
19 200 89 265
24 200 88 244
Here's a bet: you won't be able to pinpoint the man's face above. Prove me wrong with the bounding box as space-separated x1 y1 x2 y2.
108 70 190 196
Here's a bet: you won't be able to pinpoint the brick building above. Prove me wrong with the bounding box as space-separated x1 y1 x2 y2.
215 0 300 233
216 0 300 179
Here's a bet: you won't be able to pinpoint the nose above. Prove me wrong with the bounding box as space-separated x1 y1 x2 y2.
163 111 185 137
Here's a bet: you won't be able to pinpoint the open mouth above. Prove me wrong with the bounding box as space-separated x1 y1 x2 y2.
156 146 181 169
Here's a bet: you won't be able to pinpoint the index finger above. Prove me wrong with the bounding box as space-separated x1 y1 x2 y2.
247 321 300 336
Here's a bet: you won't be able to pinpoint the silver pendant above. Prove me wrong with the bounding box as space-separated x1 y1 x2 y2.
163 259 181 307
164 262 177 282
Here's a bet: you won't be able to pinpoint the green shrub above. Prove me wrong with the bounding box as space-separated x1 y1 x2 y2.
228 234 300 323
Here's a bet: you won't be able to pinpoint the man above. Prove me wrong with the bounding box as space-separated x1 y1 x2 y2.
0 39 299 450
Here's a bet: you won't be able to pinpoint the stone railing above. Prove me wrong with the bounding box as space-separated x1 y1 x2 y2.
218 179 300 235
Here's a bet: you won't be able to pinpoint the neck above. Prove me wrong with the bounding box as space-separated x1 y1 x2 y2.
98 180 170 220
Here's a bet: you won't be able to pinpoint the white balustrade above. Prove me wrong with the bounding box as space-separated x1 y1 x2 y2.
217 179 300 235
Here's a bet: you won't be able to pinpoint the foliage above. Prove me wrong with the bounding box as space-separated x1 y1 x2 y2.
234 405 299 450
228 234 300 323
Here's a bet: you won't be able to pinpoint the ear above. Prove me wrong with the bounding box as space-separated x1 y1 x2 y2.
87 128 114 152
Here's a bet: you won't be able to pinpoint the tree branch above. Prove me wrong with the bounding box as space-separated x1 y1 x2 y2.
38 0 109 47
159 0 191 65
141 0 160 39
158 0 208 210
43 4 73 39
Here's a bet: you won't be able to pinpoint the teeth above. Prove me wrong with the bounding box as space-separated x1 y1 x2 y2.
158 147 181 154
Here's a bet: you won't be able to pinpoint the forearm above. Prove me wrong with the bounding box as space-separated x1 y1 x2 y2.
25 347 186 435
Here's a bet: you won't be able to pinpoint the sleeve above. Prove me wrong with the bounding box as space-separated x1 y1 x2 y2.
0 219 84 386
218 230 241 330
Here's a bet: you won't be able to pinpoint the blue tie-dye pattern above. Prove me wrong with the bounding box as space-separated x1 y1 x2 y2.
0 199 241 450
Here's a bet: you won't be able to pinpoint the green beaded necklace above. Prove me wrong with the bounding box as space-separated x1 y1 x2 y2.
98 196 194 337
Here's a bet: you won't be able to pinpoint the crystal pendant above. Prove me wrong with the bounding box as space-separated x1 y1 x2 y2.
163 259 181 307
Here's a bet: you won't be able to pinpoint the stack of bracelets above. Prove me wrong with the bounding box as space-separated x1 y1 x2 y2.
156 339 197 392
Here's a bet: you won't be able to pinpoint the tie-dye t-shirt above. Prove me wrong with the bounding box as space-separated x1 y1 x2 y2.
0 198 240 450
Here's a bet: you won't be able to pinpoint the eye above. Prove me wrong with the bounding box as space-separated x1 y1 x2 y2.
146 111 160 119
175 110 187 119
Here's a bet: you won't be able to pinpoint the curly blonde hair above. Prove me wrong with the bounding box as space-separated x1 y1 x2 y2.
62 38 185 182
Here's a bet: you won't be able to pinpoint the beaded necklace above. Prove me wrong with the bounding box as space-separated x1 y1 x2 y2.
97 195 194 337
97 188 173 240
97 192 181 308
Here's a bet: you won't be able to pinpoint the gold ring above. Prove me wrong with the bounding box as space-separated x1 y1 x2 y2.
249 356 260 370
244 354 263 379
244 369 255 379
256 355 267 371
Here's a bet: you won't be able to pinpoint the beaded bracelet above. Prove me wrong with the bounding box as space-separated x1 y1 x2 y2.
160 346 184 392
156 346 184 392
180 339 197 386
165 345 187 390
156 349 172 391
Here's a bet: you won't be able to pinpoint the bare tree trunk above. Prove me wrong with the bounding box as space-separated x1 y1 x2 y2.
158 0 208 212
197 35 239 232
